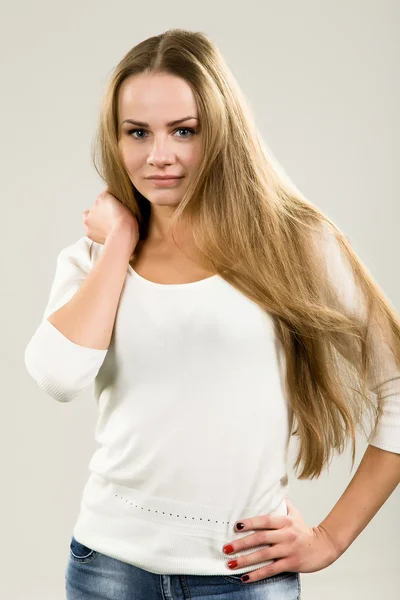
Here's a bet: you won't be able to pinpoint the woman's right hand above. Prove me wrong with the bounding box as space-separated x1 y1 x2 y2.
82 189 140 246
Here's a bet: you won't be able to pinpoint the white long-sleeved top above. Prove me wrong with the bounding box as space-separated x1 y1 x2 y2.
24 230 400 576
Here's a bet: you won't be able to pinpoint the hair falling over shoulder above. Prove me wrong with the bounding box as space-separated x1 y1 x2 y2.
91 28 400 479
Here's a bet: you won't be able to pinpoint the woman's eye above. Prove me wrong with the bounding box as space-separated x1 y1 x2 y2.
127 127 196 140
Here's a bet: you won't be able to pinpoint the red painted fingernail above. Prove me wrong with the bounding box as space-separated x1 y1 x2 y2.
223 544 234 554
241 574 250 582
227 560 238 569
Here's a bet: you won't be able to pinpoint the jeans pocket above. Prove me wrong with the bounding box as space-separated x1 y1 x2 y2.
69 535 99 564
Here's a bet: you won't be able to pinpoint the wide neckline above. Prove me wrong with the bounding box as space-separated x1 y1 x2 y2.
127 264 220 288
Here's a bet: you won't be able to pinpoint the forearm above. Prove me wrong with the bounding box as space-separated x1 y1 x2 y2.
48 223 137 350
318 444 400 556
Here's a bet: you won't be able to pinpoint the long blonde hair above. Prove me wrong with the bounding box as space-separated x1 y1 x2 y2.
91 28 400 479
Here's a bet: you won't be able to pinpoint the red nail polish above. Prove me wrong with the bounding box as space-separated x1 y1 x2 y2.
223 544 234 554
241 574 250 582
228 559 238 569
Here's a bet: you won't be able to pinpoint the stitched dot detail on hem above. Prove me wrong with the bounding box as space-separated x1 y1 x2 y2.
114 494 233 525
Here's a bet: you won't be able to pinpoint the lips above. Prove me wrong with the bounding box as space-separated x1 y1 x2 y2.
147 176 183 180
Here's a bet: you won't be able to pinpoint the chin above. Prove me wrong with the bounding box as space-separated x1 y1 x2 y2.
148 196 182 206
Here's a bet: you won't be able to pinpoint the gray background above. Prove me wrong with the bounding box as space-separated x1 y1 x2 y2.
2 0 399 598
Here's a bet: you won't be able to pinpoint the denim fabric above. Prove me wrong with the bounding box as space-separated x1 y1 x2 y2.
66 535 301 599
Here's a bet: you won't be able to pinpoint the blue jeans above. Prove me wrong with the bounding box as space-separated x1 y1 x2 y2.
65 535 301 599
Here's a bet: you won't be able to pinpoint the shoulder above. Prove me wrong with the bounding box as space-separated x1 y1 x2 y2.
308 220 352 273
56 236 94 272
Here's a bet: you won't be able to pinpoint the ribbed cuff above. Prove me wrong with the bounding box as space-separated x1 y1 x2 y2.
24 319 108 402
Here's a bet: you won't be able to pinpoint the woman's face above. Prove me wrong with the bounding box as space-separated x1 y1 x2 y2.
117 72 202 209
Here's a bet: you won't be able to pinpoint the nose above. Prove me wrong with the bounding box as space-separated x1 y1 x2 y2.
147 136 175 167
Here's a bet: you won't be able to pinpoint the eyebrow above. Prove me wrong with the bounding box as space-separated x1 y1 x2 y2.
121 116 198 127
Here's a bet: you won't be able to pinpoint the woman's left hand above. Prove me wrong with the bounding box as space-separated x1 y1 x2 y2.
222 498 341 583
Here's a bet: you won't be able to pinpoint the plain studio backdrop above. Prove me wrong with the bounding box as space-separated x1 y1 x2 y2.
2 1 398 598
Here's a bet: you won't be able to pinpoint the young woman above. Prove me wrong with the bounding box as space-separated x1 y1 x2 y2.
25 28 400 600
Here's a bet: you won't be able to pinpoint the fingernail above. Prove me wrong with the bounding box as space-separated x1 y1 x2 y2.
227 559 238 569
235 522 244 530
241 574 250 582
223 544 234 554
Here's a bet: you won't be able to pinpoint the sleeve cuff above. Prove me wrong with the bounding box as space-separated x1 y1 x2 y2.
24 319 108 403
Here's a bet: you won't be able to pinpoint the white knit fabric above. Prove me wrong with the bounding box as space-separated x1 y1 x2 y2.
24 233 400 576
